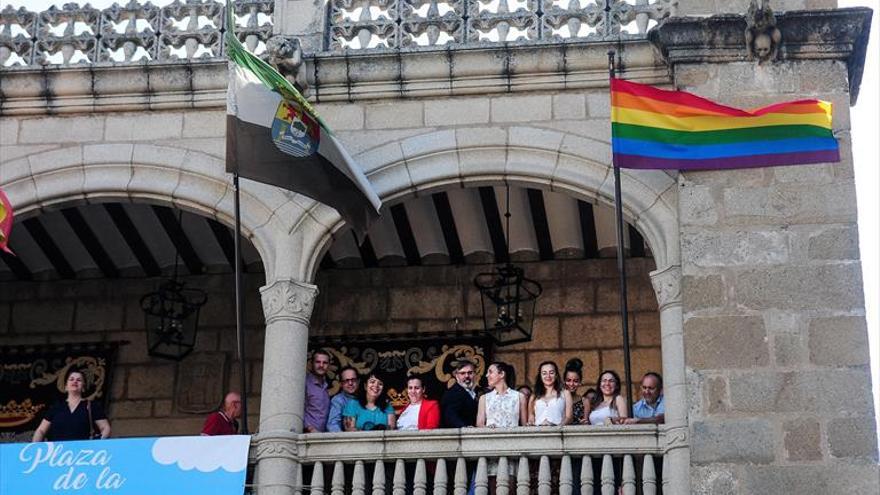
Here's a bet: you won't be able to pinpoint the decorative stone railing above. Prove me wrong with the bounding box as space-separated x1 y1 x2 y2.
253 426 668 494
0 0 273 67
327 0 677 50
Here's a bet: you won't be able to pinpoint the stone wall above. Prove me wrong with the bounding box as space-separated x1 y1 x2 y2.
312 258 662 400
675 59 878 493
0 272 266 439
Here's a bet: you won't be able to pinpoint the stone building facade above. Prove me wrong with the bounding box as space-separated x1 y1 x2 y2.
0 0 877 493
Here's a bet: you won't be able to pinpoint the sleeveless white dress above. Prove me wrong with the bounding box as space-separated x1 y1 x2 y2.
534 395 565 426
588 403 619 425
484 389 521 428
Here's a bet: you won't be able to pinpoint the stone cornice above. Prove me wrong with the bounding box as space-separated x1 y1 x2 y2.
649 7 873 104
309 40 669 103
0 59 227 116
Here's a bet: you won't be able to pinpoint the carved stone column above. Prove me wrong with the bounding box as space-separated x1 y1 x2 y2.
253 278 318 495
649 265 690 494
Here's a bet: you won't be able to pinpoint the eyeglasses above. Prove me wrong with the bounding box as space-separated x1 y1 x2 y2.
341 378 358 383
458 371 475 375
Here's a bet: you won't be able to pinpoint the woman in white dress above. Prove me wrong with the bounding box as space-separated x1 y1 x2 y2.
476 361 527 427
527 361 573 426
584 369 629 425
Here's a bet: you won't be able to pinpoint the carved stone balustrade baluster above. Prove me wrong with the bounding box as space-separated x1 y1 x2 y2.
621 455 636 495
496 457 510 495
37 3 99 65
229 0 273 56
642 455 657 495
352 460 366 495
99 0 160 62
160 0 223 60
453 457 468 495
580 456 594 494
414 459 428 495
600 455 615 495
559 455 573 495
474 457 488 495
393 459 407 495
537 456 551 495
372 460 386 495
516 457 530 495
0 6 35 66
331 461 345 495
433 458 448 495
311 461 325 495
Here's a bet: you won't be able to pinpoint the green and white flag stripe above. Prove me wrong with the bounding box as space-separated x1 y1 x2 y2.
225 0 381 235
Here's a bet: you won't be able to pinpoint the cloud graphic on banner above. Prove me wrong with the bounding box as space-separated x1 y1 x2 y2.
151 436 250 473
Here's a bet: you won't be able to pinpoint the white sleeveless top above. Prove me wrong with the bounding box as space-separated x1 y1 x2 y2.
484 389 521 427
534 394 565 426
588 403 619 425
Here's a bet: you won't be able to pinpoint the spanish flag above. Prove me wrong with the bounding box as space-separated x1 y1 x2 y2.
0 188 14 254
224 1 381 236
611 78 840 170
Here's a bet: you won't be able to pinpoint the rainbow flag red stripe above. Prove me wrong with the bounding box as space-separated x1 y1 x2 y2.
610 78 840 170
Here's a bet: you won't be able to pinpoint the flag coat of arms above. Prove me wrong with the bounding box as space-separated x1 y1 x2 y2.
225 5 381 235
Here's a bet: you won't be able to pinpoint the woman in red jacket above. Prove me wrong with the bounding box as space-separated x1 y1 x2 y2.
396 375 440 430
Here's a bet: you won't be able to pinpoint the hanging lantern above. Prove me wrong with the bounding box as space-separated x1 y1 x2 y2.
141 279 207 360
474 263 542 346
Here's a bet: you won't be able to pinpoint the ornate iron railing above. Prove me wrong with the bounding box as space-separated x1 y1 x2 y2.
0 0 273 67
327 0 677 50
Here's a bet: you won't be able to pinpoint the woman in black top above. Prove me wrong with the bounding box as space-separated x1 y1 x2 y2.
32 370 111 441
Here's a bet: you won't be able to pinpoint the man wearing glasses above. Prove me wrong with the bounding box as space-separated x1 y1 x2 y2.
440 359 479 428
326 366 359 432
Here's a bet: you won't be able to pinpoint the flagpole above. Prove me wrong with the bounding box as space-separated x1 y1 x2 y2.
233 172 249 434
608 50 634 417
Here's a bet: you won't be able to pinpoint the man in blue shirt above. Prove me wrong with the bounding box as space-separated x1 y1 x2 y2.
327 366 359 432
623 372 665 424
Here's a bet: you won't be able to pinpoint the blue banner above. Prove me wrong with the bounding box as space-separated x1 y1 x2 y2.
0 435 250 494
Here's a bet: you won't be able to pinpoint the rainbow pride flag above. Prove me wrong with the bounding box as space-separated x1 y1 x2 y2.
610 78 840 170
0 187 14 254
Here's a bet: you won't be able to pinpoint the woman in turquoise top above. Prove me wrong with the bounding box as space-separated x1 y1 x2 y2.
343 372 396 431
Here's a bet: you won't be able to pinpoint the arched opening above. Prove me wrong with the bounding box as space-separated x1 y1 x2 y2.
0 198 267 441
306 183 661 410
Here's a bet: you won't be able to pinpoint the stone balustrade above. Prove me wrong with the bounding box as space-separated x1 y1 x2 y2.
252 426 667 494
0 0 273 67
328 0 678 50
0 0 677 68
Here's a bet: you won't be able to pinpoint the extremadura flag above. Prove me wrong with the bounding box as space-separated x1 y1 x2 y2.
224 2 381 235
610 78 840 170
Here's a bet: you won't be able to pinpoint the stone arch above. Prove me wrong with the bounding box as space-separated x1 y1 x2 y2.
0 143 312 278
293 126 680 282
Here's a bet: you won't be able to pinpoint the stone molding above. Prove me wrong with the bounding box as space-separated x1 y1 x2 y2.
251 431 300 463
260 279 319 325
309 40 668 103
648 7 872 103
649 265 682 311
662 424 689 453
297 425 664 463
0 61 227 116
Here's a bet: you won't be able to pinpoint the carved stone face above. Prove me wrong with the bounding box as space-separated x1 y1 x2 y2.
754 33 772 59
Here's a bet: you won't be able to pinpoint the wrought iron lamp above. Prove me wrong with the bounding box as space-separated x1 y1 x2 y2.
474 186 543 346
140 211 207 360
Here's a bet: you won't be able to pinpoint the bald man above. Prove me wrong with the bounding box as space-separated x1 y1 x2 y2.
201 392 242 435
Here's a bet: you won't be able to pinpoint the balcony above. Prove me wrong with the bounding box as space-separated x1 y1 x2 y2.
254 426 667 494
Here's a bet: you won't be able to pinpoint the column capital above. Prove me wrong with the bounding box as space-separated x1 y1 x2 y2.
662 424 689 453
649 265 682 311
252 431 300 463
260 279 319 325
